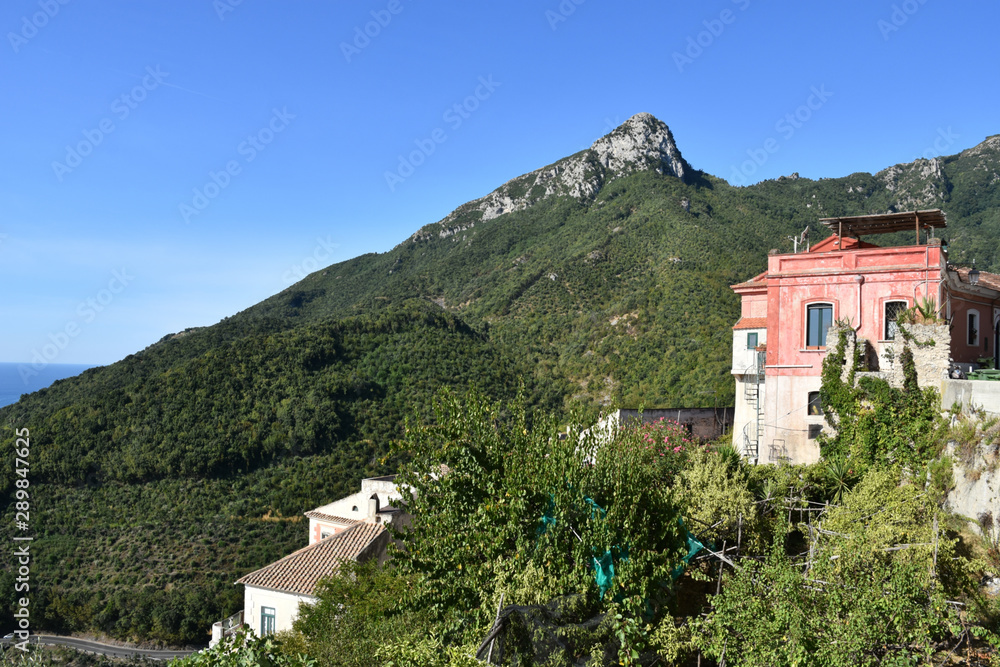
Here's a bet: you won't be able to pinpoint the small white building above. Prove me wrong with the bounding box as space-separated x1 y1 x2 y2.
236 520 390 636
214 475 407 644
304 475 405 544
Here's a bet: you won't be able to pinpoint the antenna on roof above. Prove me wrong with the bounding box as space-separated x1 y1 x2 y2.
786 226 809 253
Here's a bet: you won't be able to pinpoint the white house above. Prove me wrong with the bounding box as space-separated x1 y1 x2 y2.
212 475 407 644
236 520 390 636
304 474 405 544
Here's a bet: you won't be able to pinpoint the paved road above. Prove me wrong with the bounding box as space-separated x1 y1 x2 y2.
4 635 201 661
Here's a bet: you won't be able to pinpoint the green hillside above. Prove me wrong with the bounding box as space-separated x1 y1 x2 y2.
2 116 999 645
0 301 536 644
235 132 1000 410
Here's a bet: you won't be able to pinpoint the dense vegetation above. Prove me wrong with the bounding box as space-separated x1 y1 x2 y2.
0 301 538 644
2 121 1000 649
818 328 946 469
239 134 1000 411
179 390 999 666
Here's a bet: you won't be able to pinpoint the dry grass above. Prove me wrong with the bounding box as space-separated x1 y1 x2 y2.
949 411 1000 475
977 512 1000 572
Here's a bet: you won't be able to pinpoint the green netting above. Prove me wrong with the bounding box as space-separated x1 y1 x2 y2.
584 496 606 519
537 494 558 537
537 494 708 596
671 517 707 580
592 550 615 598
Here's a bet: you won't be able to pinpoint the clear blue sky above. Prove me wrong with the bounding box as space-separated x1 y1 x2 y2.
2 0 998 366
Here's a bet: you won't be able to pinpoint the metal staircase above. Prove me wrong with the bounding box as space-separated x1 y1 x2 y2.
742 351 766 463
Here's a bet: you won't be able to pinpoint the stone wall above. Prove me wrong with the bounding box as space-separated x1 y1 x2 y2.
945 440 1000 534
942 379 1000 416
879 323 951 390
588 407 735 444
834 323 950 390
613 407 734 440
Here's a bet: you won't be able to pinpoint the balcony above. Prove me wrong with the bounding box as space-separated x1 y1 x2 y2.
210 610 244 648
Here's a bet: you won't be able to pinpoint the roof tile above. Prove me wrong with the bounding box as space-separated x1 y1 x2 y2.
953 266 1000 292
303 511 362 525
236 522 387 596
733 317 768 330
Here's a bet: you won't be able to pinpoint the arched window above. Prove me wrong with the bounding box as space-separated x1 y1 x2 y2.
884 300 907 340
806 303 833 348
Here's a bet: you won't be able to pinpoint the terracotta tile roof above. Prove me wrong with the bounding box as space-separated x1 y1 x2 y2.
731 271 767 289
733 317 768 330
953 266 1000 292
236 522 387 596
303 510 362 525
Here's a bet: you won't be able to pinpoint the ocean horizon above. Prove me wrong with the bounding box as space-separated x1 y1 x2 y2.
0 362 98 408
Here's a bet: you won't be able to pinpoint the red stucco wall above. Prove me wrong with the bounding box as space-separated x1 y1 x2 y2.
764 245 945 376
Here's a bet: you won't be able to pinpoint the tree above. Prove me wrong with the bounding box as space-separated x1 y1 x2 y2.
695 468 998 666
294 560 416 667
382 389 689 664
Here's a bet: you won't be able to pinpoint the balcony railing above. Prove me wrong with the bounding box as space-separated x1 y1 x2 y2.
210 610 244 647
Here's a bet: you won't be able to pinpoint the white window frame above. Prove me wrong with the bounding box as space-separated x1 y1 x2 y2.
805 302 833 349
261 606 276 635
968 309 980 347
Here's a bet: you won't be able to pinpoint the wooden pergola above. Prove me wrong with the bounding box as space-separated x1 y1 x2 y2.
819 210 947 249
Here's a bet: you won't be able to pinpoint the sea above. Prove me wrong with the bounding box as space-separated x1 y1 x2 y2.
0 362 98 408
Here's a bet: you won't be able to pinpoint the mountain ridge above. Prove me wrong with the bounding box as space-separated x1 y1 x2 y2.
408 112 690 244
3 114 1000 644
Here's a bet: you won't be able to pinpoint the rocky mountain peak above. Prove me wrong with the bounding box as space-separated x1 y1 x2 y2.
590 112 688 181
876 157 948 211
412 114 690 242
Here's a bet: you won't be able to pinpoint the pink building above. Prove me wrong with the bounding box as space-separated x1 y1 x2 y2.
731 210 1000 464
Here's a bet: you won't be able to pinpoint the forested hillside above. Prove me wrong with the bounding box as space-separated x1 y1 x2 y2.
2 116 999 645
237 129 1000 410
0 301 538 643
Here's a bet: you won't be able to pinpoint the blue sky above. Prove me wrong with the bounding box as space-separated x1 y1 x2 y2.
2 0 998 367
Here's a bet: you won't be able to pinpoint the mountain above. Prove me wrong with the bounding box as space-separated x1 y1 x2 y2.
410 111 690 232
2 114 1000 645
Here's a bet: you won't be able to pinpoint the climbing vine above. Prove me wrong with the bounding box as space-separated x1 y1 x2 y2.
818 326 945 469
